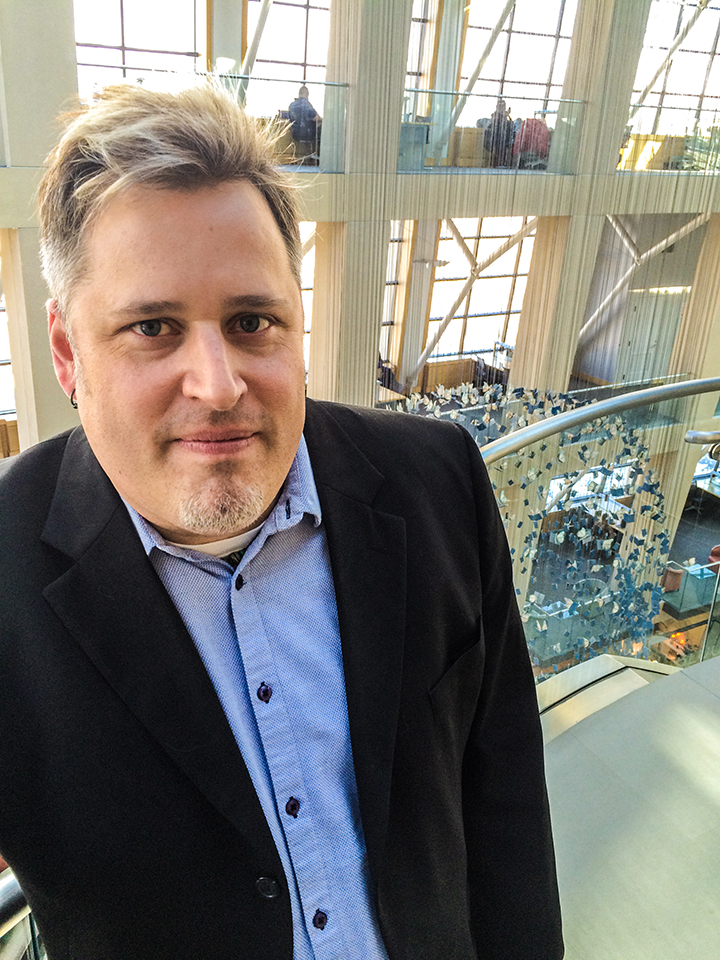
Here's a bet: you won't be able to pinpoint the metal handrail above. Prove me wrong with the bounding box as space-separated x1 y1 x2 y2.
0 869 28 938
481 376 720 465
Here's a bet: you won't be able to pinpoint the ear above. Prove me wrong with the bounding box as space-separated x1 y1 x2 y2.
47 299 76 397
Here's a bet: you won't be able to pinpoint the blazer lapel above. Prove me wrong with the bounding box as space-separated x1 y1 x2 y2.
304 401 407 880
40 429 275 846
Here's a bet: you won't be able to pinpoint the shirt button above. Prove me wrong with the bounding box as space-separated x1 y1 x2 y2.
255 877 281 899
257 682 273 703
285 796 300 818
312 909 328 930
235 574 244 590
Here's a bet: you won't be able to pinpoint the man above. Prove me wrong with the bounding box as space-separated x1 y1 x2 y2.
0 84 563 959
484 98 514 168
288 84 320 164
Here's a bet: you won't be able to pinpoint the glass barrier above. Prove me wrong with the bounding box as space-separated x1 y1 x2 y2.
619 103 720 173
567 372 692 405
389 378 720 683
213 75 347 174
399 89 584 174
0 913 45 960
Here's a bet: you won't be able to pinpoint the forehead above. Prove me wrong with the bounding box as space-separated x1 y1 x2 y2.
84 181 293 280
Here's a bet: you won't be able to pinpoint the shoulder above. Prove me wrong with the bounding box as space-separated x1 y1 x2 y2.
306 398 470 453
0 431 72 499
304 398 487 503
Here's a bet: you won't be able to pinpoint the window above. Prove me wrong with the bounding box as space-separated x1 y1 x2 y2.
426 216 535 358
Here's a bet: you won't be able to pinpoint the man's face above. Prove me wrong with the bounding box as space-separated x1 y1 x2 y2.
49 181 306 544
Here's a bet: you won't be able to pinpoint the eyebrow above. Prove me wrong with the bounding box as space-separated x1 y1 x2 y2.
113 294 290 319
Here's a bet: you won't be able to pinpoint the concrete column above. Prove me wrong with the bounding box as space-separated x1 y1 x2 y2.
509 0 653 395
653 214 720 545
398 220 439 387
307 220 391 407
510 217 571 391
0 230 77 448
0 0 78 447
209 0 246 70
307 0 412 405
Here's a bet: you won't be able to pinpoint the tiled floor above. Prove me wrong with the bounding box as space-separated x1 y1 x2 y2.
545 656 720 960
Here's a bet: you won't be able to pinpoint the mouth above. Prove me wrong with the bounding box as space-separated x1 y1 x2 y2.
174 430 258 456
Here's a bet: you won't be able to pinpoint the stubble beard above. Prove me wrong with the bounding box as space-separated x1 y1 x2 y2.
175 467 271 538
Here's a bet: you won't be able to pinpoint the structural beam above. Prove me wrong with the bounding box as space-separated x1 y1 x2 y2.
404 217 537 389
578 212 711 345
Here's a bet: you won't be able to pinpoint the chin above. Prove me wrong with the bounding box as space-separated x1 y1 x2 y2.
175 482 269 538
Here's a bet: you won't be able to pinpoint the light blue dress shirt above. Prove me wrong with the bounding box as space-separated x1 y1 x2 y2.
125 437 389 960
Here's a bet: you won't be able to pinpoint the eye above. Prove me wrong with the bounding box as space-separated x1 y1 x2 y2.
134 319 167 337
235 314 271 334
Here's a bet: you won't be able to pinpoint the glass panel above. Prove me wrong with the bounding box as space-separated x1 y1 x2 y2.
469 276 513 313
0 365 16 414
382 284 397 332
483 246 520 275
260 5 307 64
512 0 563 35
468 0 517 30
430 279 466 317
463 315 506 351
73 0 122 46
306 9 330 68
504 310 520 345
76 64 124 99
435 240 472 279
622 0 720 171
517 237 534 273
0 309 10 361
483 215 528 235
512 275 528 311
561 0 579 35
505 34 556 85
551 38 571 85
666 50 712 96
400 86 581 169
123 50 199 72
75 45 124 67
123 0 196 50
427 316 463 355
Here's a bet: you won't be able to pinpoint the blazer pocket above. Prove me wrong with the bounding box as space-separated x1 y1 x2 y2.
428 633 485 746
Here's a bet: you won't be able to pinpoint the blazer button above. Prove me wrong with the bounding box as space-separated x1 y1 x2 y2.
255 877 281 899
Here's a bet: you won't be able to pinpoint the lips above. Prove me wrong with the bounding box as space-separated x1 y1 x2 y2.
180 430 255 443
174 430 259 455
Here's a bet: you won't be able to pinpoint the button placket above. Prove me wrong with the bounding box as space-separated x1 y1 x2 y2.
230 531 343 958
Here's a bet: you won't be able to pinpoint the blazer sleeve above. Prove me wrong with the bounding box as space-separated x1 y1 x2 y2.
458 426 564 959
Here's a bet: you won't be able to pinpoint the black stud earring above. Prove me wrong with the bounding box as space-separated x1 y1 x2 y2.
70 389 78 409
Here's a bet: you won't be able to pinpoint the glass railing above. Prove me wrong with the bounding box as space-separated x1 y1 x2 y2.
390 375 720 683
214 75 347 173
0 869 43 960
79 71 348 174
399 89 584 174
618 104 720 173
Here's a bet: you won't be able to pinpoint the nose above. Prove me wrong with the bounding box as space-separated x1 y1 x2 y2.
181 327 247 410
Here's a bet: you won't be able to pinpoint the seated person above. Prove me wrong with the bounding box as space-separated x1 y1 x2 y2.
288 85 320 164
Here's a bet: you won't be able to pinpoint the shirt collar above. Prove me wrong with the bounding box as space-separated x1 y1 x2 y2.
125 434 322 560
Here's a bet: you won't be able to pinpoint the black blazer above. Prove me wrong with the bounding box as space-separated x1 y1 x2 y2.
0 400 563 960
